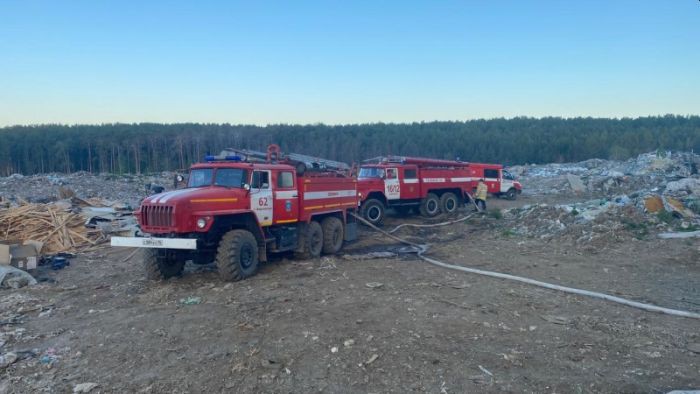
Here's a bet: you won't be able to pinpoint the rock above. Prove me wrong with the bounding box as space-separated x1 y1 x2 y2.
73 383 99 393
566 174 586 193
365 282 384 289
364 354 379 365
687 343 700 354
330 346 338 353
666 178 700 195
260 359 280 369
0 352 18 369
343 339 355 347
540 315 571 325
180 296 202 305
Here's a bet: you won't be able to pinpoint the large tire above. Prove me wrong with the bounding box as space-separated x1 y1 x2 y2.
296 221 324 259
360 198 385 226
440 192 459 215
419 193 441 217
216 229 259 282
321 216 344 254
505 188 517 200
144 249 185 280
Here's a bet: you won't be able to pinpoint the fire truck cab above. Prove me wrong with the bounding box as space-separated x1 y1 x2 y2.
468 163 523 200
112 145 359 282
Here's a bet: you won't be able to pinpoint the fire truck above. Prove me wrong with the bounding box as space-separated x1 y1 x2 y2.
111 145 358 281
357 156 522 225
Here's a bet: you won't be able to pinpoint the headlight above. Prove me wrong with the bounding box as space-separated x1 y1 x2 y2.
196 218 207 229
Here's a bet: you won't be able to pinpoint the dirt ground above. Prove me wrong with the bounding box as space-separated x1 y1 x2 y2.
1 194 699 393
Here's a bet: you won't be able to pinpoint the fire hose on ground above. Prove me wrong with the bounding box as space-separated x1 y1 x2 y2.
349 212 700 320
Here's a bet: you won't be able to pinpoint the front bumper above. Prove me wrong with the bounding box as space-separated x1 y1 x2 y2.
110 236 197 250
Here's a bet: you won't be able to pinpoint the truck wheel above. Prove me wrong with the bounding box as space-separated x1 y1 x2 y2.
360 198 385 226
321 216 344 254
419 193 441 217
216 229 259 281
505 188 517 200
440 192 459 215
296 221 324 259
144 249 185 280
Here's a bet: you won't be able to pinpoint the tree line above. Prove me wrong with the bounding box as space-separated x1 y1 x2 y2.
0 115 698 176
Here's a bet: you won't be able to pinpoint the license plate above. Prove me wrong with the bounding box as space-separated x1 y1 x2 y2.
110 236 197 250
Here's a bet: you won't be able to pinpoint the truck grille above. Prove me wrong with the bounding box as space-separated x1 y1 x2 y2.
142 205 174 228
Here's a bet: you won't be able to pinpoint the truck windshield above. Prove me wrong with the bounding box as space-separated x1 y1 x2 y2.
188 169 214 187
215 168 248 188
358 167 385 179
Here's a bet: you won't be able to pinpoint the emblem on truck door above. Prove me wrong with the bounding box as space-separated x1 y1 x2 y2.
251 170 274 226
384 168 401 200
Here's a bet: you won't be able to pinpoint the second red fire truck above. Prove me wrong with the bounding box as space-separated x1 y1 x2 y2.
357 156 522 225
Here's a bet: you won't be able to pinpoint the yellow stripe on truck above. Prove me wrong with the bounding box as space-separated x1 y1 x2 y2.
190 198 238 203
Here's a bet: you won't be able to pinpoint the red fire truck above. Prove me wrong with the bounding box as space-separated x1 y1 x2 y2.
111 145 359 281
357 156 522 225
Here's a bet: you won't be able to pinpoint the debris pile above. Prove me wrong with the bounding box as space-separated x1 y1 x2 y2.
0 203 103 254
503 151 700 244
509 151 700 198
504 192 699 246
0 171 177 208
0 197 137 257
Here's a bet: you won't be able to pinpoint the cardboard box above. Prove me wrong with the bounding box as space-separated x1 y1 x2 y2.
0 240 43 271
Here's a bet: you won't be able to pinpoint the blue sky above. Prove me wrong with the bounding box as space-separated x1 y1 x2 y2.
0 0 698 125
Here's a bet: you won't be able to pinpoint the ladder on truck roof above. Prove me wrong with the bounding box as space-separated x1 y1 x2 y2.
219 144 350 175
363 155 469 168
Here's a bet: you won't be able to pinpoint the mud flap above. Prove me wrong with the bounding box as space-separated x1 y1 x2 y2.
294 222 309 254
344 222 357 242
258 246 268 263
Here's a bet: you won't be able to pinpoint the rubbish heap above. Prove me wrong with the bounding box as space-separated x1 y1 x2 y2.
0 198 136 255
0 171 176 208
509 150 700 198
0 193 138 286
504 151 700 245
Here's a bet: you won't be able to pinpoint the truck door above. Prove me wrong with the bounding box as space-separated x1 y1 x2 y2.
384 168 400 200
483 168 500 194
500 169 510 192
273 170 299 224
251 170 273 226
401 167 420 199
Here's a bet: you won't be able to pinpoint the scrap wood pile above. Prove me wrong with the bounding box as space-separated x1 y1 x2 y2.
0 203 106 254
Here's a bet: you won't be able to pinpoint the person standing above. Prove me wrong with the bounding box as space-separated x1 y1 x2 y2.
474 178 488 212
